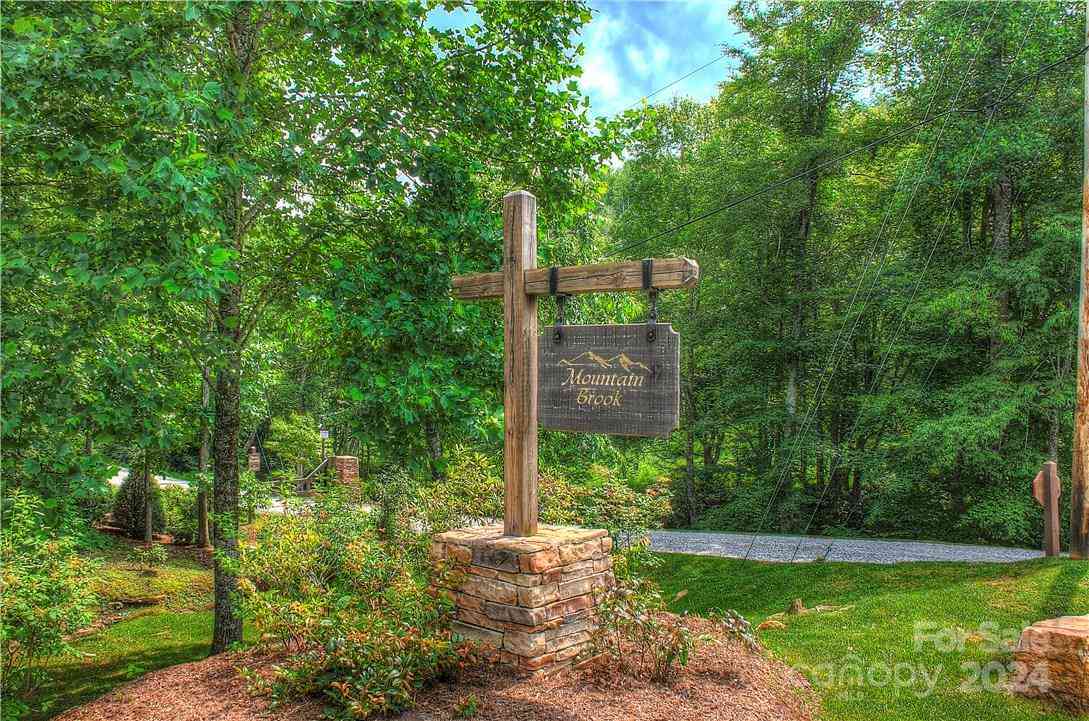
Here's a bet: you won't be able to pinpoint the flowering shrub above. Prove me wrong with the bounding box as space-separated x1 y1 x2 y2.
1 491 99 705
239 488 467 719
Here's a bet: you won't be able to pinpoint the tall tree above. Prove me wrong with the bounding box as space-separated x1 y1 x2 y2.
3 0 606 650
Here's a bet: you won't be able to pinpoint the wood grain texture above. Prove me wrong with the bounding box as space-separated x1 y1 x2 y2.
503 191 538 537
452 258 699 300
538 323 679 438
1044 461 1061 557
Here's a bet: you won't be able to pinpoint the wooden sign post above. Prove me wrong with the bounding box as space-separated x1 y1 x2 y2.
1033 460 1062 557
452 190 699 536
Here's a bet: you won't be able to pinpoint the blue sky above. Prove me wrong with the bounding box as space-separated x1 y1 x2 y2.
428 1 746 119
577 1 745 117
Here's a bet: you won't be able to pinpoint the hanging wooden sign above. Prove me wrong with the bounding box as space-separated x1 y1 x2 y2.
538 323 680 437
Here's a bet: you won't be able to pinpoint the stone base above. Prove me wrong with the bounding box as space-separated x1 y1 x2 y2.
1013 615 1089 712
432 524 615 675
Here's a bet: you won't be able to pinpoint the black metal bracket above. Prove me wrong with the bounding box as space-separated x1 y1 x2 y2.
643 258 658 343
549 266 569 344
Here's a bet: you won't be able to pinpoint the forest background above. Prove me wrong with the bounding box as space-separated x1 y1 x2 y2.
4 0 1087 560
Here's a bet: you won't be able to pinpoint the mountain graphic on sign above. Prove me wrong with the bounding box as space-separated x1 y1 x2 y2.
557 351 651 373
558 351 613 368
612 353 651 373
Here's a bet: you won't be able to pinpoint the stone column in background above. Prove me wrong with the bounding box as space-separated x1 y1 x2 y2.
247 446 260 472
332 455 359 487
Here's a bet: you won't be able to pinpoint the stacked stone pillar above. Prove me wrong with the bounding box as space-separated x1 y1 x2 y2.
332 455 359 486
432 525 614 675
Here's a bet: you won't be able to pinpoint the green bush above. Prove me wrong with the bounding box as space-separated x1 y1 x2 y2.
159 486 197 545
239 488 465 719
111 471 165 539
1 491 99 709
591 538 708 681
129 543 169 573
955 486 1037 547
419 446 671 535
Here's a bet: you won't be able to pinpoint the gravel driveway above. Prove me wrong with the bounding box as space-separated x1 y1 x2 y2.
649 529 1044 564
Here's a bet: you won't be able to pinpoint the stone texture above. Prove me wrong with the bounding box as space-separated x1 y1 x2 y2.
332 455 359 486
434 524 615 676
1013 615 1089 712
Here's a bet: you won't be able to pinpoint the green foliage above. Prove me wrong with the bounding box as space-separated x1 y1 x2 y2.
111 473 165 540
239 489 464 719
955 487 1038 548
604 1 1082 546
128 543 168 573
418 446 672 535
263 414 320 472
454 693 480 719
591 540 709 682
239 470 276 523
0 492 99 707
159 486 197 545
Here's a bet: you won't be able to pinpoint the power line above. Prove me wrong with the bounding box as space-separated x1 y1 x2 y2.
794 1 1045 563
610 42 1089 258
621 52 730 111
741 0 986 561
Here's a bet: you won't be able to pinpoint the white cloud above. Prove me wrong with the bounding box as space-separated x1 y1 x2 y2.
626 46 650 76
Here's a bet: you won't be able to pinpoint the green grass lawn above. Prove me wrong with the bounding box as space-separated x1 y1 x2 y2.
32 542 1089 721
655 554 1089 721
29 540 255 721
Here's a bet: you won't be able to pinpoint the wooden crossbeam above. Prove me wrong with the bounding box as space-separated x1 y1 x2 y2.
452 257 700 301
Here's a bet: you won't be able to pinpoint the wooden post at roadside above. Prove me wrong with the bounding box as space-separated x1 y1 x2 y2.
1034 461 1062 557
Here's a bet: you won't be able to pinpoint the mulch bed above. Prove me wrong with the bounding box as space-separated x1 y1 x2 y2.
57 617 814 721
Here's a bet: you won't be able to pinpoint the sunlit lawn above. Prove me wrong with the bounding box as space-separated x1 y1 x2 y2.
655 554 1089 721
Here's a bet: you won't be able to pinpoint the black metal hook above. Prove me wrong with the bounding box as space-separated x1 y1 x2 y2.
643 258 658 343
549 266 568 344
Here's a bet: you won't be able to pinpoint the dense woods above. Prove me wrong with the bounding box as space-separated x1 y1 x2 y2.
2 0 1086 671
606 1 1085 547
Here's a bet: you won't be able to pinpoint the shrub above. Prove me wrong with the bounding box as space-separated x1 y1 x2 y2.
239 488 466 719
590 538 708 682
417 448 503 533
240 469 276 523
1 491 99 706
264 413 321 472
159 485 197 544
111 471 165 539
955 486 1037 547
419 446 671 535
129 543 169 573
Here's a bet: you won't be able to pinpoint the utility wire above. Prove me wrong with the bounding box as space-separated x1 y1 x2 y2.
741 1 985 561
621 52 730 111
794 2 1044 563
610 42 1089 258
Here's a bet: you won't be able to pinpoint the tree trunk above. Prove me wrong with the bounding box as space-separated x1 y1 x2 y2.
991 171 1013 356
197 368 212 549
425 418 444 481
211 282 243 653
143 453 152 544
685 429 697 526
